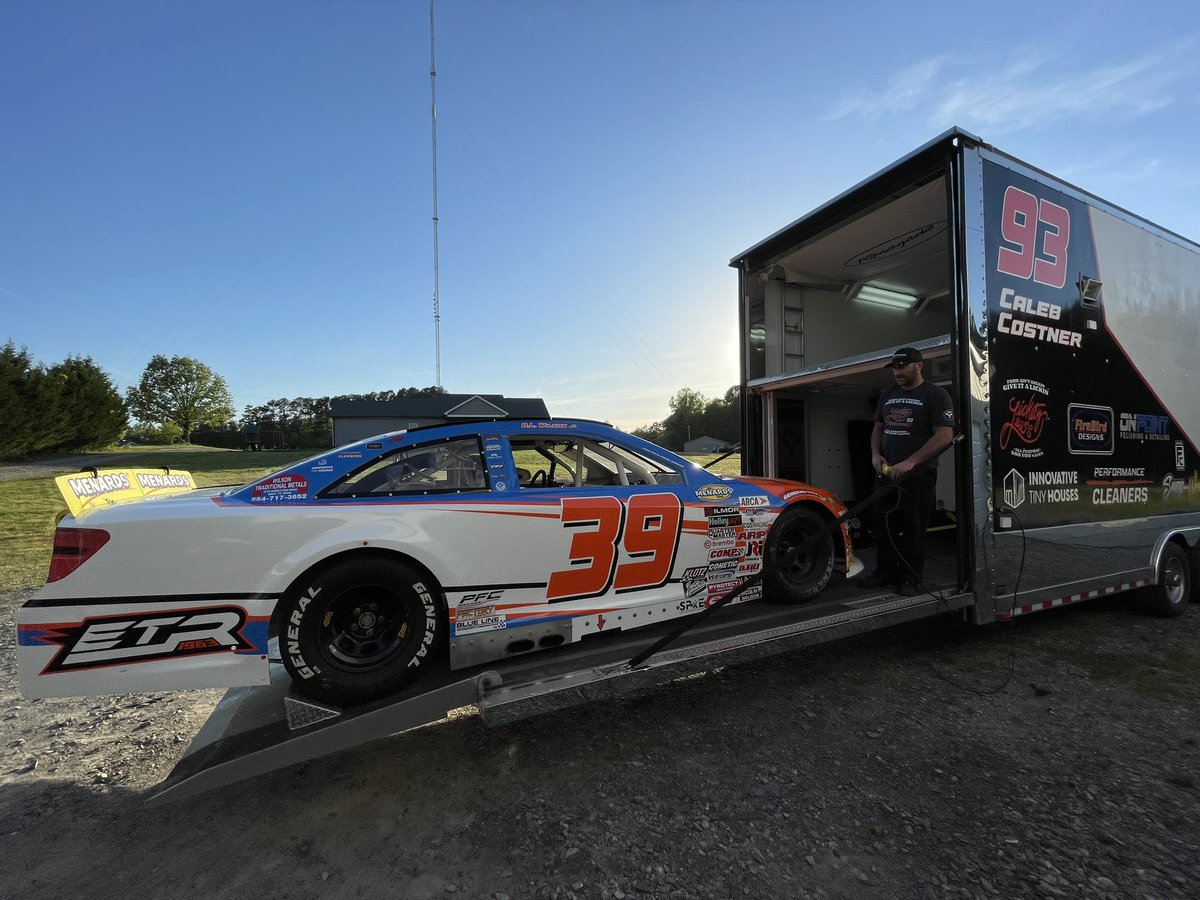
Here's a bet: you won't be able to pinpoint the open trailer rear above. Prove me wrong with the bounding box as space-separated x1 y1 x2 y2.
732 126 1200 621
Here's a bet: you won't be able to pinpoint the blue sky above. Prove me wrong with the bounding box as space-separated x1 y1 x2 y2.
3 1 1197 432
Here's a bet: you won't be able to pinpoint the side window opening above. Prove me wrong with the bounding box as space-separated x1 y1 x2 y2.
511 437 683 489
323 437 488 497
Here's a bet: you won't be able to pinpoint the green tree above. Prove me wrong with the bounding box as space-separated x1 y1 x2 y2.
127 355 234 442
45 356 128 450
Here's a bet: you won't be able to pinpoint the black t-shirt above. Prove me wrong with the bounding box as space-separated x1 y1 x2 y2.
875 381 955 472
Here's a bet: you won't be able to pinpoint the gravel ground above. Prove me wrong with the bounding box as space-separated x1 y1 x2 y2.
2 584 1199 900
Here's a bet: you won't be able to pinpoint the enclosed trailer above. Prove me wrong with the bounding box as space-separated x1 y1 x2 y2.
732 127 1200 621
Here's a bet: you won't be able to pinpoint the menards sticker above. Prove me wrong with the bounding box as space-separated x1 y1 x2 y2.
55 469 197 518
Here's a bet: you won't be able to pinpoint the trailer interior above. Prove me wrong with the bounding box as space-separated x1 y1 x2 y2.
735 148 968 594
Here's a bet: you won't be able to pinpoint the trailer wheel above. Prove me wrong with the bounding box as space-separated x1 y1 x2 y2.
279 557 443 705
1137 543 1191 618
763 505 834 603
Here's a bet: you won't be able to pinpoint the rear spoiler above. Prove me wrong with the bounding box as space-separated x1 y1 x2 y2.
55 468 197 518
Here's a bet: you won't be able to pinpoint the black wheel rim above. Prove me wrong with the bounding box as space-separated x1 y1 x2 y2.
317 582 413 672
772 518 829 584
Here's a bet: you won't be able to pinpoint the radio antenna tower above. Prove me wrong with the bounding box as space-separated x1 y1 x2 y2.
429 0 442 387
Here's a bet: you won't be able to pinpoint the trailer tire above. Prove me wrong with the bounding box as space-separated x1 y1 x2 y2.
763 505 835 603
1137 543 1191 618
279 557 443 706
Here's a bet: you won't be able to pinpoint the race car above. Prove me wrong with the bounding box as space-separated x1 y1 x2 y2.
16 418 861 706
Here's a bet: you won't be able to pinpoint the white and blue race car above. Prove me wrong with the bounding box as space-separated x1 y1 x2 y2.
17 419 861 705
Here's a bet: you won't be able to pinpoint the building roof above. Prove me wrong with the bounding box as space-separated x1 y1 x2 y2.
330 394 549 420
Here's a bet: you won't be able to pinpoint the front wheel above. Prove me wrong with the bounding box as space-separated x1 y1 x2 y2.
1135 543 1191 618
763 505 835 604
279 556 443 705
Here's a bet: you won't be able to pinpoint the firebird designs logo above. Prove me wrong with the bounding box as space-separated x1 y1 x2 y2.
37 606 252 674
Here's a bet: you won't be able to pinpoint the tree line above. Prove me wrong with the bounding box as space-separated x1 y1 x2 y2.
0 343 447 461
631 386 741 451
0 342 127 459
196 385 447 450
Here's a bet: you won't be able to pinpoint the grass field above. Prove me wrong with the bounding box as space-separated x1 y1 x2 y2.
0 447 312 591
0 447 741 592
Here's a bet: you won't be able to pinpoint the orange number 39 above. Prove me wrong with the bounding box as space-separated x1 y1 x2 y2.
546 493 682 601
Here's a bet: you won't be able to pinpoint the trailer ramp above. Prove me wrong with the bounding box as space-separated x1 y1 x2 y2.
148 573 969 805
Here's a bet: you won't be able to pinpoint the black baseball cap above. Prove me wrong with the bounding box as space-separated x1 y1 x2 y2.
886 347 923 368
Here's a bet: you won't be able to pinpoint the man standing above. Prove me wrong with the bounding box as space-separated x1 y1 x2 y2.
860 347 955 595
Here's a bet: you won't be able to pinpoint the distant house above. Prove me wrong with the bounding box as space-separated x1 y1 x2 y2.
330 394 550 445
683 435 730 454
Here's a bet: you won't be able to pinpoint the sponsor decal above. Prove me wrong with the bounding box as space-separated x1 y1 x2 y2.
707 560 739 574
1025 470 1079 504
1119 412 1171 442
1176 442 1187 473
336 452 363 459
460 589 504 606
520 421 576 430
1161 473 1200 501
454 606 507 635
55 468 198 517
696 484 735 503
367 442 383 449
707 526 738 540
708 546 742 561
742 528 768 542
494 481 507 491
707 579 739 596
741 584 763 602
704 515 742 528
1092 486 1149 505
998 378 1050 459
703 506 739 517
704 538 737 550
737 559 763 577
37 607 252 673
484 443 502 452
738 495 769 508
133 472 192 490
681 566 708 579
1005 469 1083 506
782 489 804 501
744 539 765 557
677 596 708 613
1067 405 1114 456
251 474 309 502
1003 469 1026 509
311 465 335 474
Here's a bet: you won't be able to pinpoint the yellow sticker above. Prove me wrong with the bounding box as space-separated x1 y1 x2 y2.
54 469 197 518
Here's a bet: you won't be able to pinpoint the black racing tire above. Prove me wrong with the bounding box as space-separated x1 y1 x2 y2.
763 504 835 604
279 556 443 705
1135 542 1191 618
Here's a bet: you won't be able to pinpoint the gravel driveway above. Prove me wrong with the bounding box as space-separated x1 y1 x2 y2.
2 585 1198 900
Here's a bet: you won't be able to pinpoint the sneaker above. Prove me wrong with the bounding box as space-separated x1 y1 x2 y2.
858 572 895 589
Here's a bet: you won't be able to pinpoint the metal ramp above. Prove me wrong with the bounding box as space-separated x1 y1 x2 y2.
148 565 968 805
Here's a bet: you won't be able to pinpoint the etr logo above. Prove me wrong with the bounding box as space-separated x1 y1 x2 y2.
40 607 251 673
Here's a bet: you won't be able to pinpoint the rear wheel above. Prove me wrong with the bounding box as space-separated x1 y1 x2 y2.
279 556 443 705
763 505 834 603
1136 543 1191 618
